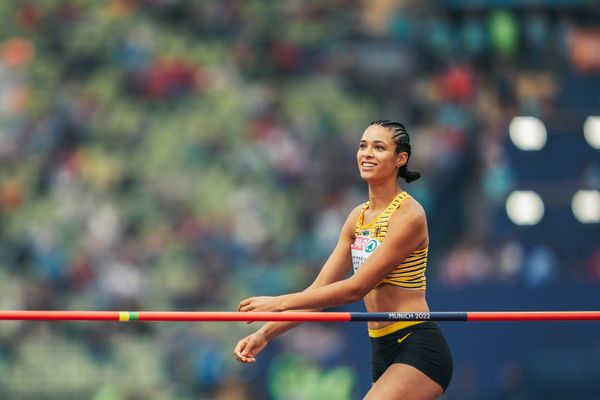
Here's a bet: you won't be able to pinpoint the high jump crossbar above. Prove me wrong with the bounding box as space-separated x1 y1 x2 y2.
0 311 600 322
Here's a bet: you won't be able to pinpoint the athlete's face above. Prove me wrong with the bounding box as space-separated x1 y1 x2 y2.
357 125 407 182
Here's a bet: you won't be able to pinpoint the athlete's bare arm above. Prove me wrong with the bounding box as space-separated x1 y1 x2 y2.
233 206 361 363
238 199 427 313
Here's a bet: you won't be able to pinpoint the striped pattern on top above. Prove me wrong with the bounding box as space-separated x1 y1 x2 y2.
355 192 427 290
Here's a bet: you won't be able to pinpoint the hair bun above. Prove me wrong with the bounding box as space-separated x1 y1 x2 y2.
399 166 421 183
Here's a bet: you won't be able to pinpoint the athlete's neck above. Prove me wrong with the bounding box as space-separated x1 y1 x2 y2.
367 183 403 212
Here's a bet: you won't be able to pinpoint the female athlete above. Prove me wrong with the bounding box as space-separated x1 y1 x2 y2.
233 120 452 399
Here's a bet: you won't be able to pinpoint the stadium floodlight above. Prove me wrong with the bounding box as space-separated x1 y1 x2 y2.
572 190 600 224
506 190 545 225
509 116 547 150
583 116 600 149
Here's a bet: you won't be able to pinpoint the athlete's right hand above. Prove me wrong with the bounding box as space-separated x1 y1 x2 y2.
233 331 269 363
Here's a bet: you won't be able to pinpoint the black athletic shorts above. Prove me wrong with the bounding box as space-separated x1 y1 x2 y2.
370 321 453 391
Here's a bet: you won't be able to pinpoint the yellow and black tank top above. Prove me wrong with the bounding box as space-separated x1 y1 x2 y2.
351 191 428 290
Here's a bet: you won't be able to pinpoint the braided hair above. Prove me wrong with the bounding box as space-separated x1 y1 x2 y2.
370 120 421 183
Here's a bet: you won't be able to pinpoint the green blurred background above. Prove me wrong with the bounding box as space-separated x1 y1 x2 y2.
0 1 599 399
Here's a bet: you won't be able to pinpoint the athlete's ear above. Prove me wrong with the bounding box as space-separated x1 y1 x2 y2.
396 152 408 168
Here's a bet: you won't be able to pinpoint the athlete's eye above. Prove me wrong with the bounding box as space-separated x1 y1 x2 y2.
358 143 367 149
375 145 385 150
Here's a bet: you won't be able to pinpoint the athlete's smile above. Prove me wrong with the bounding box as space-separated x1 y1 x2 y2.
360 160 378 169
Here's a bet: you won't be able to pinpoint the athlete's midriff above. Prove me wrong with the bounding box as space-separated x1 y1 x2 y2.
364 283 429 330
352 191 431 330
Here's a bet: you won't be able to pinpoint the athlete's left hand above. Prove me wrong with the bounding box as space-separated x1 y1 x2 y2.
238 296 284 313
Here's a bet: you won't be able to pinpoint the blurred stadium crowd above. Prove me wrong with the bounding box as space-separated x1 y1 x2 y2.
0 1 598 399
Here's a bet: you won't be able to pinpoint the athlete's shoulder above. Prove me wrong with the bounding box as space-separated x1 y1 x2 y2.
340 203 367 235
348 202 367 218
393 194 427 224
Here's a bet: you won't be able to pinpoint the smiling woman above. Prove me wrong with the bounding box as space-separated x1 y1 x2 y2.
234 120 452 399
358 120 421 184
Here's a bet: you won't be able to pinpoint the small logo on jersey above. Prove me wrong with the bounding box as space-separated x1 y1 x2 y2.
374 225 382 237
365 239 379 253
